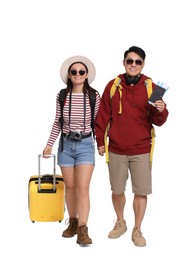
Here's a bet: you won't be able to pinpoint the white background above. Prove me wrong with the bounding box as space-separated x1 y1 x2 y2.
1 0 195 259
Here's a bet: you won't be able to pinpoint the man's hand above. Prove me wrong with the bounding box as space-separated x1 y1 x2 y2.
154 100 165 113
98 146 105 156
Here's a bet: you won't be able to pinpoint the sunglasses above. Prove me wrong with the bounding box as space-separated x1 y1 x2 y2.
126 59 143 66
70 69 86 76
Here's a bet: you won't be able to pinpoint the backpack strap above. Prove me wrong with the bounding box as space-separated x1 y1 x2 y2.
59 88 67 151
89 91 96 138
59 88 66 129
145 78 152 99
145 78 155 166
110 76 123 114
104 77 122 163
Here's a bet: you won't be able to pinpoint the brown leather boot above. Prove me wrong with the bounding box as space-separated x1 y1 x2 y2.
62 218 78 237
76 225 92 245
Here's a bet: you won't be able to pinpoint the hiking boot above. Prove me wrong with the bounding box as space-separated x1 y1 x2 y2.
76 225 92 245
62 218 78 238
132 227 146 247
108 220 127 239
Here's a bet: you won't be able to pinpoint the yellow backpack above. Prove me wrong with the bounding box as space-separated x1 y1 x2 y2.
104 76 155 166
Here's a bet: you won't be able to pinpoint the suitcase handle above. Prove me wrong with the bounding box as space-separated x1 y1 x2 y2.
38 154 56 192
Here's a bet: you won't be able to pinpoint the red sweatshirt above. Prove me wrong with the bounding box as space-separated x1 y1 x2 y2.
94 74 169 155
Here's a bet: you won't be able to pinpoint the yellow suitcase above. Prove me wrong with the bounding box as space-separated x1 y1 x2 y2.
28 154 65 222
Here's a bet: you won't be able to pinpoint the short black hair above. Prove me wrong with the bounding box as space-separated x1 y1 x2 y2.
124 46 146 61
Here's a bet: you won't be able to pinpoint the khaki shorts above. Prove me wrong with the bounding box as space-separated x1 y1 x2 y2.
108 152 152 195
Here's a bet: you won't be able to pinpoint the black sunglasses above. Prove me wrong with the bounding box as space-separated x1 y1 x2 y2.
126 59 143 66
70 69 86 76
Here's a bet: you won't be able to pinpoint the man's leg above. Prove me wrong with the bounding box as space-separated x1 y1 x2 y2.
133 194 147 229
112 192 126 221
132 194 147 246
108 192 127 238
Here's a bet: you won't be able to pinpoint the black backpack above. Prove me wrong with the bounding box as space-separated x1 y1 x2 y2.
58 88 97 149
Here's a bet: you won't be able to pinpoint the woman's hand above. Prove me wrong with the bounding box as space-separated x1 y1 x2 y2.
43 145 52 158
98 146 105 156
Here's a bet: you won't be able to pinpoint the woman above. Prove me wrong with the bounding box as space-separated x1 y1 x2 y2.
43 55 100 245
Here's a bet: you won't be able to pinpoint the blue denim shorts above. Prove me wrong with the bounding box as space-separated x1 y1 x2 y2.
57 135 95 167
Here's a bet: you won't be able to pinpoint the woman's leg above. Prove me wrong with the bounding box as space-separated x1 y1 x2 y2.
61 166 77 218
61 166 79 237
75 164 94 244
75 164 94 226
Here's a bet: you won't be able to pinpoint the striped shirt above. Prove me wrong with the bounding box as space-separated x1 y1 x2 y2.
47 92 100 146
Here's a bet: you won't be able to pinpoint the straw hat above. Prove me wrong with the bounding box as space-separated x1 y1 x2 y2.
60 55 96 84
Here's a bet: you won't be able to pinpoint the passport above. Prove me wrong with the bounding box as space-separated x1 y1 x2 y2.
148 82 168 106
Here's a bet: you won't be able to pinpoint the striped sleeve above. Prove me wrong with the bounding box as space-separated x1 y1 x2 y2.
94 91 100 120
47 92 61 147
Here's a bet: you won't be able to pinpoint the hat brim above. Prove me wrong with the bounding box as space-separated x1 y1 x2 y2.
60 55 96 84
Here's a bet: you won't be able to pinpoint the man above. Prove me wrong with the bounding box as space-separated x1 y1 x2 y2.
94 46 169 247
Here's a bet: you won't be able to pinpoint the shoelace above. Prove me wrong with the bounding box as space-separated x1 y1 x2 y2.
64 218 70 225
113 220 123 230
81 228 87 235
64 218 77 229
133 229 143 237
